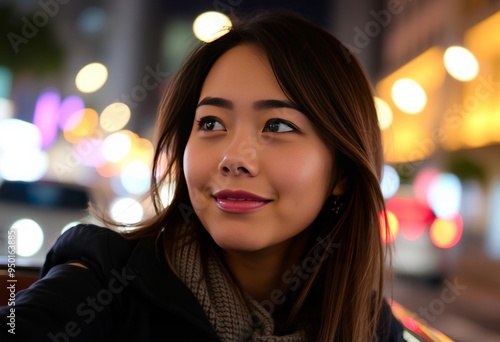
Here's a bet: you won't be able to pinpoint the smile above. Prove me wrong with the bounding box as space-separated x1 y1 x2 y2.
213 190 271 213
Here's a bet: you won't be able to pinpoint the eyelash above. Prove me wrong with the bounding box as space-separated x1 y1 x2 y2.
196 116 224 131
196 116 300 133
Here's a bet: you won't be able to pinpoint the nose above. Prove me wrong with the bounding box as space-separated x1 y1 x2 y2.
219 158 250 176
218 135 259 177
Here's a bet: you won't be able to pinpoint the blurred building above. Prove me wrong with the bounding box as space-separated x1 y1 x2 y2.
375 0 500 255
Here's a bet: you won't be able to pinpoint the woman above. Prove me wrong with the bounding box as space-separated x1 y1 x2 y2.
1 12 403 341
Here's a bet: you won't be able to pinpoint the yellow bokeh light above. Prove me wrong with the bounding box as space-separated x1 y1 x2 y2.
380 210 399 243
75 62 108 93
129 138 154 164
444 46 479 82
391 78 427 114
63 108 99 143
193 11 232 42
100 102 131 132
430 218 461 248
461 114 489 148
374 96 393 129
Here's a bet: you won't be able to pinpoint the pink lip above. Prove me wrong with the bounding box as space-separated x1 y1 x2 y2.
213 190 271 213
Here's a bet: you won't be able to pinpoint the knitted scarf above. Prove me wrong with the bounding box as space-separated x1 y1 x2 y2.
174 240 308 342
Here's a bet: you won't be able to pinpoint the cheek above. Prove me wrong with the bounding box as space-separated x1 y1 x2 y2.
183 142 197 186
270 148 333 195
183 141 210 205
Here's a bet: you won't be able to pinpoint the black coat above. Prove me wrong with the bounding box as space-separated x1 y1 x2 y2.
1 224 403 341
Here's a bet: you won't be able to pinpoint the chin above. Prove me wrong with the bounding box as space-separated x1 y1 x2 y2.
210 231 271 252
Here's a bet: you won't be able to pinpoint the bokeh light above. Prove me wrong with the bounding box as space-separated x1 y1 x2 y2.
386 197 433 240
193 11 232 42
10 219 44 257
123 137 155 173
380 210 399 243
100 102 131 132
380 164 400 199
63 108 99 143
33 90 60 149
120 161 151 195
374 96 393 129
430 215 463 248
0 119 48 181
59 95 85 130
391 78 427 114
486 178 500 259
101 130 133 163
110 197 144 225
413 167 440 206
444 46 479 81
75 63 108 93
0 148 48 181
0 118 42 150
427 173 462 219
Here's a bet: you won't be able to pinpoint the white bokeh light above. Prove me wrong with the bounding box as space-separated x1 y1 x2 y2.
380 165 400 199
193 11 232 42
101 131 132 163
0 119 48 181
75 63 108 93
100 102 131 132
110 197 144 225
120 161 151 195
0 118 42 150
0 148 48 181
427 173 462 219
444 46 479 82
374 97 393 130
11 219 44 257
391 78 427 114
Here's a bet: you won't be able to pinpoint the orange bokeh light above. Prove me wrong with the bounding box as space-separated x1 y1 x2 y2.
63 108 99 143
380 210 400 243
429 215 463 248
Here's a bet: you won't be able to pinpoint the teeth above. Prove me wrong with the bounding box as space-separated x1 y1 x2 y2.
227 197 248 201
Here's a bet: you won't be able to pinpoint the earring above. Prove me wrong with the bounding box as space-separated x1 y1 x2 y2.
331 196 344 215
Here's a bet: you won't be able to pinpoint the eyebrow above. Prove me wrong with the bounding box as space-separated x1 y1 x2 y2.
197 97 300 111
197 97 233 109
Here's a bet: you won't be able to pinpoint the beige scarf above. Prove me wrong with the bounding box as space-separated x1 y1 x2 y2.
174 240 308 341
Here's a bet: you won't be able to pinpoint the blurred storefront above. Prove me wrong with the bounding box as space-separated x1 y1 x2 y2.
374 0 500 259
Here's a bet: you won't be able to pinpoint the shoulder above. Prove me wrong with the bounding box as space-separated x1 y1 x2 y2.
41 224 138 277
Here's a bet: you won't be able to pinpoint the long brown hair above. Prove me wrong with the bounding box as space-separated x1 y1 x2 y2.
119 12 388 341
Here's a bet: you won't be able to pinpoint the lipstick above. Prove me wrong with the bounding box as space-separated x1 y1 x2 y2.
213 190 271 213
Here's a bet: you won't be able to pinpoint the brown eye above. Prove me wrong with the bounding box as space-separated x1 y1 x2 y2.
263 119 297 133
197 117 225 131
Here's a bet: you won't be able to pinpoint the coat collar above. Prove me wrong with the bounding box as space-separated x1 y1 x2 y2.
126 237 218 339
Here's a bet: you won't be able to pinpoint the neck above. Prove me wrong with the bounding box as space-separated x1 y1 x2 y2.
223 230 310 303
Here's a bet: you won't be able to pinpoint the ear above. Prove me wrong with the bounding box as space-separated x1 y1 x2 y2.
331 178 346 196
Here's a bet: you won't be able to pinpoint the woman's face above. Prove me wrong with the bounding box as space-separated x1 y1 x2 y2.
183 44 335 252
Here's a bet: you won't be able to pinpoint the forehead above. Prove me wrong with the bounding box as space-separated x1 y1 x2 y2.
199 44 286 101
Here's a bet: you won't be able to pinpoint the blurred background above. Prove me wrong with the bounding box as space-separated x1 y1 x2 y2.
0 0 499 340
